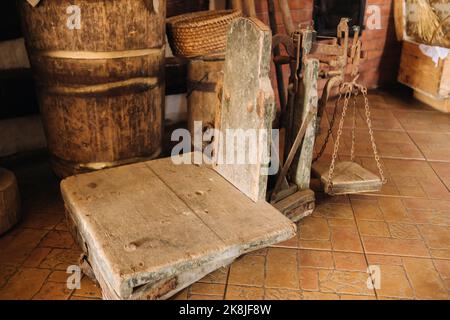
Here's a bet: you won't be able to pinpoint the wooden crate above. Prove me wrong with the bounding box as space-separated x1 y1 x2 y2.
398 41 449 113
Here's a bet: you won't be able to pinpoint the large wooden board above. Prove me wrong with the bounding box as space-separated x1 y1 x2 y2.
214 18 276 203
312 161 382 196
61 154 296 300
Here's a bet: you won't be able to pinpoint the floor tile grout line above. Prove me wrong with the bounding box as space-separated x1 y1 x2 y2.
0 266 19 291
428 163 450 193
347 195 379 300
15 229 51 271
400 122 450 193
262 250 268 300
430 259 450 294
348 189 450 299
268 245 450 260
293 242 306 300
411 220 450 292
29 269 53 300
399 258 418 300
325 95 434 163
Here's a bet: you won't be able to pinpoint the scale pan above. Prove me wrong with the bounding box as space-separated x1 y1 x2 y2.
312 161 382 196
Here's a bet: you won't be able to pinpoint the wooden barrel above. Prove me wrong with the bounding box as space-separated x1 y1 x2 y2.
0 168 21 236
19 0 166 178
187 55 224 147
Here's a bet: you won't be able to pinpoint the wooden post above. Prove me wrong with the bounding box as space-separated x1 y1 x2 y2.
0 168 21 236
394 0 405 41
243 0 257 17
231 0 243 11
292 58 320 190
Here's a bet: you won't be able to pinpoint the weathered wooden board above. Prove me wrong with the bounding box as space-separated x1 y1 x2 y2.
312 161 382 196
0 168 21 236
62 154 296 300
214 18 276 203
291 58 319 190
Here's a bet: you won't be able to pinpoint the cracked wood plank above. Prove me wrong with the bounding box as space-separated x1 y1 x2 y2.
214 18 276 203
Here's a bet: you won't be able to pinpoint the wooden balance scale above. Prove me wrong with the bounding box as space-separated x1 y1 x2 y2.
271 17 386 198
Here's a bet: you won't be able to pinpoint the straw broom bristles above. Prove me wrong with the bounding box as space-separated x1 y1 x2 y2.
408 0 448 47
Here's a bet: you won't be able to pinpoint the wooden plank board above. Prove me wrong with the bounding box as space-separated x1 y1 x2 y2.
312 161 382 196
61 154 296 300
292 58 320 190
214 18 276 203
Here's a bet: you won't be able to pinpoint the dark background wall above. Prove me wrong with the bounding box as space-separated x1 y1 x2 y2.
253 0 402 97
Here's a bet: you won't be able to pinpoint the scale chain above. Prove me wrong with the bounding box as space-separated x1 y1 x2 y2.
360 86 387 185
313 92 341 163
327 84 352 192
351 88 358 162
326 81 387 193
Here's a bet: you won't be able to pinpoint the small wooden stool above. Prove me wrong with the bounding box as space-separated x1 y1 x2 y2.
0 168 21 236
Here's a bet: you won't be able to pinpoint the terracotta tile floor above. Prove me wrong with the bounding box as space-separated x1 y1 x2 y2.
0 90 449 300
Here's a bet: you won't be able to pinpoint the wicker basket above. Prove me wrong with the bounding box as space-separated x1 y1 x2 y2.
167 10 242 58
